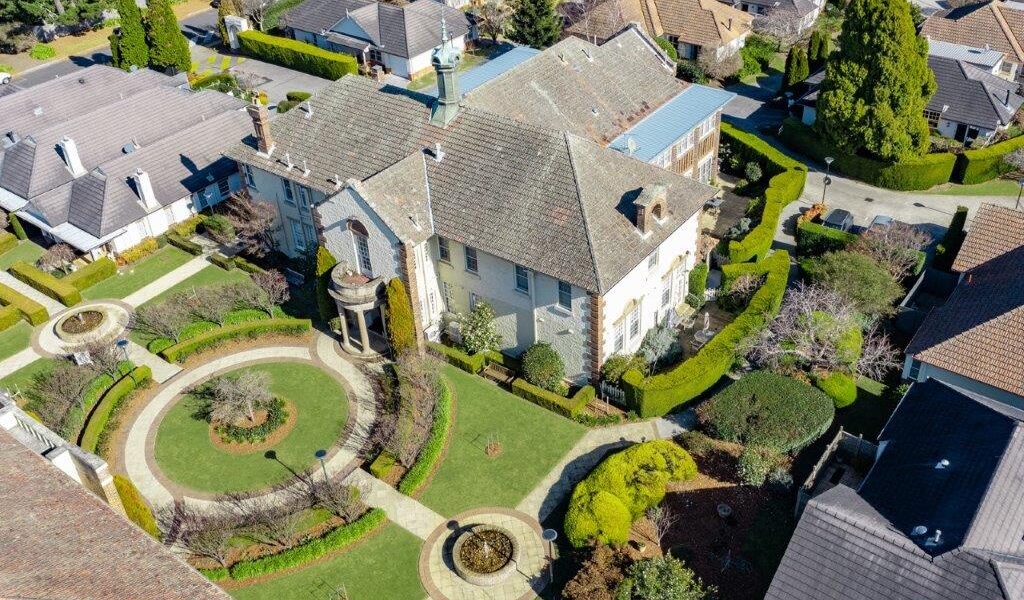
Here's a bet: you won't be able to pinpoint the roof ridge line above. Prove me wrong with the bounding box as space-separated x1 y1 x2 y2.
563 132 604 293
961 424 1024 550
992 2 1024 59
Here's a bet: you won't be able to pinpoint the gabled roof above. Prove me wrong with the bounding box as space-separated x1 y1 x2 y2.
927 56 1024 129
282 0 469 58
953 203 1024 273
928 39 1005 68
922 0 1024 62
462 26 683 145
561 0 752 47
0 429 230 600
350 151 433 244
766 379 1024 600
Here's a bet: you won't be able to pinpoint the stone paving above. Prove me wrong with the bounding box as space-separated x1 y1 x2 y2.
345 469 446 540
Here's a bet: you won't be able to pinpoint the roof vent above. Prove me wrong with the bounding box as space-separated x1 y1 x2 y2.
122 142 137 154
558 53 568 65
78 77 85 84
332 174 342 191
2 131 19 149
591 107 599 116
432 142 445 163
935 458 950 469
301 159 310 177
33 106 43 116
911 525 928 536
925 530 943 547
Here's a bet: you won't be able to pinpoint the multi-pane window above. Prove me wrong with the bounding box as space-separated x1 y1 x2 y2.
698 116 715 139
282 179 295 205
465 246 478 273
698 156 713 184
924 109 940 128
355 232 372 275
303 224 317 247
289 218 305 252
908 359 922 380
654 151 672 169
672 131 694 157
243 164 256 189
514 264 529 293
442 281 453 310
661 280 672 308
216 178 231 199
614 321 625 352
298 186 311 212
558 281 572 310
628 304 641 340
438 237 451 262
648 250 659 270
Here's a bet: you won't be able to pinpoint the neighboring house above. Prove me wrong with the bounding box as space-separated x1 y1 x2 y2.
903 204 1024 409
725 0 824 33
925 55 1024 143
0 65 249 258
767 378 1024 600
228 26 725 384
561 0 753 60
280 0 470 79
928 38 1013 78
0 426 230 600
921 0 1024 81
792 68 824 125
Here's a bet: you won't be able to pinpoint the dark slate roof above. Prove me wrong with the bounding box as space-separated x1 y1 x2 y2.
282 0 469 58
766 379 1024 600
462 26 685 145
0 429 230 600
927 55 1024 129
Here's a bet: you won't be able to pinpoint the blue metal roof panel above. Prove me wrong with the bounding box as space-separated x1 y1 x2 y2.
609 85 736 162
422 46 540 97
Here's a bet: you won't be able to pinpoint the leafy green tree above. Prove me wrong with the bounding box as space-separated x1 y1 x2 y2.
815 0 935 161
619 556 717 600
111 0 148 70
385 278 418 356
145 0 191 73
808 30 831 68
314 245 338 321
456 301 501 354
783 46 809 89
508 0 561 49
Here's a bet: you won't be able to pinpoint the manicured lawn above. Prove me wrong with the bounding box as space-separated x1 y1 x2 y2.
923 178 1021 196
0 357 55 397
0 241 45 271
154 362 349 494
0 322 32 362
82 246 193 300
230 524 424 600
417 366 586 517
135 264 252 309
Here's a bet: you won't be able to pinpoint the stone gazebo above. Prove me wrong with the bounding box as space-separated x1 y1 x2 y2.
328 263 384 356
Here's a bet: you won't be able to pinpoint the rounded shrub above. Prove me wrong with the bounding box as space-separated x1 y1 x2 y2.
30 43 55 60
815 371 858 408
601 353 646 384
521 342 565 393
696 371 835 453
202 214 235 241
737 447 775 487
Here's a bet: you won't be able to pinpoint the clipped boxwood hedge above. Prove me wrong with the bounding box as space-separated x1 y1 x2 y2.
954 134 1024 184
722 123 808 263
159 318 311 362
65 257 116 290
167 233 203 255
228 509 387 581
0 281 49 325
113 474 160 539
565 440 697 547
696 371 835 452
778 118 956 190
427 341 487 374
622 251 790 417
0 230 17 254
369 451 398 480
398 378 453 496
238 31 358 81
795 220 858 257
0 304 20 332
233 256 265 274
9 260 81 306
511 378 593 418
815 371 858 408
209 252 235 271
80 365 153 452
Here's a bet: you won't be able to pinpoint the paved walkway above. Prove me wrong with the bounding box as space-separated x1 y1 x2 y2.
0 347 42 383
122 255 211 307
345 469 446 540
124 340 180 383
0 271 65 315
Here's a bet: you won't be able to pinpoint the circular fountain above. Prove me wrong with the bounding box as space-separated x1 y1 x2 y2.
54 304 128 345
451 524 519 587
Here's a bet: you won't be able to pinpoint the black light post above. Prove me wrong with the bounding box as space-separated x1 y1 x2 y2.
315 448 329 483
820 156 834 205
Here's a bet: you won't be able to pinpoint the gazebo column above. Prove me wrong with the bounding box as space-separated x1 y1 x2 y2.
356 309 372 355
338 308 352 350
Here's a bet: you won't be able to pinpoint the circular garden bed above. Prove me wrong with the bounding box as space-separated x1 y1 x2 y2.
154 362 349 494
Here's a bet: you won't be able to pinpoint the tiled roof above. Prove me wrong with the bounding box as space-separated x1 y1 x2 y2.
462 26 684 145
953 203 1024 272
927 56 1024 129
421 45 542 97
351 151 432 243
0 429 230 600
766 379 1024 600
561 0 662 42
922 0 1024 62
657 0 753 46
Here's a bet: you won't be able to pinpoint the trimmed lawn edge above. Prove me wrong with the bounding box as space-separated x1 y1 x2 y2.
398 376 455 498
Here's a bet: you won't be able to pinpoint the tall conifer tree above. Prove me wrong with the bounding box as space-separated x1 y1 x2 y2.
145 0 191 73
111 0 149 70
508 0 561 49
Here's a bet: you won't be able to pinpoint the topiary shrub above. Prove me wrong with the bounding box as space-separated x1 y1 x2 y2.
114 475 160 538
696 371 835 453
385 278 417 355
795 221 858 257
688 263 708 304
8 213 26 240
815 371 858 407
654 36 679 61
800 250 904 317
736 446 776 487
314 245 338 321
64 257 116 291
565 440 697 547
934 205 968 271
601 353 646 384
521 342 565 392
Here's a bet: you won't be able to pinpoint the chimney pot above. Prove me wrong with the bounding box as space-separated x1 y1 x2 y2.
58 136 86 178
246 103 274 156
433 142 445 162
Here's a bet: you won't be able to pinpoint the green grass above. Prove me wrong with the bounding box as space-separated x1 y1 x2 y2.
137 264 251 308
922 178 1022 196
416 366 585 517
82 246 193 300
230 524 424 600
153 362 348 494
0 322 32 362
0 357 55 396
0 241 45 271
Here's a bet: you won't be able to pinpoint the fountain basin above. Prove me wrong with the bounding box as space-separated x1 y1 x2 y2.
451 524 519 587
54 304 128 345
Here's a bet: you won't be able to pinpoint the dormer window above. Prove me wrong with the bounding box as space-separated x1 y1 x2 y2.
633 185 668 236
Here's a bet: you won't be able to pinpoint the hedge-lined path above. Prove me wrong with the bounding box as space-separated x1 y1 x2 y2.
123 331 376 509
344 469 445 540
0 270 64 315
121 254 211 307
516 411 693 522
0 347 41 383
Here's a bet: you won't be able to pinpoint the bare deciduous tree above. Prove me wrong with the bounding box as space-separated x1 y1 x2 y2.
645 505 678 548
223 494 304 550
1005 147 1024 173
196 370 273 425
131 302 191 343
294 476 365 522
28 359 95 430
560 0 624 45
744 283 899 380
698 46 742 80
188 286 237 326
71 341 123 378
851 221 932 279
225 193 279 257
38 243 76 274
237 0 276 31
754 7 802 47
476 0 509 44
240 270 289 316
159 503 234 568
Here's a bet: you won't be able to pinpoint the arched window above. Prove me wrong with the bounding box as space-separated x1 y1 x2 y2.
348 219 372 276
651 202 663 221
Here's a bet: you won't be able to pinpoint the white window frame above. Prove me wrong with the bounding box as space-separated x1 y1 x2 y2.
672 131 694 156
661 279 672 308
303 223 317 248
216 178 231 198
628 304 641 340
282 179 295 205
289 218 306 252
908 359 922 380
298 185 311 212
354 231 372 276
514 264 529 293
613 321 625 352
465 246 478 274
442 281 453 310
438 237 451 262
469 292 479 310
243 164 257 189
648 250 659 270
558 280 572 310
698 155 714 184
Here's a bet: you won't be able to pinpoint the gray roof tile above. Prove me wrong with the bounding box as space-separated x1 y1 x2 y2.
928 55 1024 129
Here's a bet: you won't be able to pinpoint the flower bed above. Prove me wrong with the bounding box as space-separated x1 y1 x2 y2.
215 397 287 444
397 379 453 496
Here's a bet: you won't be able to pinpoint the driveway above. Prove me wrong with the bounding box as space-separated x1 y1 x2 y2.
723 81 787 131
190 45 333 104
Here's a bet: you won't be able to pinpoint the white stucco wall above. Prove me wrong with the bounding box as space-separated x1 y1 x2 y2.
243 166 323 258
936 118 998 143
902 355 1024 411
317 185 402 281
600 211 701 361
412 239 445 339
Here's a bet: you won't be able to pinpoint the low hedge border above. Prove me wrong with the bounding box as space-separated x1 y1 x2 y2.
65 257 116 290
778 118 957 190
0 230 17 254
238 30 358 81
233 256 265 274
210 252 235 271
0 281 49 325
79 365 153 453
158 318 311 363
795 221 858 257
398 378 453 496
113 474 160 539
511 378 593 418
167 233 203 256
0 304 20 332
9 260 81 306
427 342 487 373
226 508 387 581
622 251 790 417
722 122 807 263
954 134 1024 184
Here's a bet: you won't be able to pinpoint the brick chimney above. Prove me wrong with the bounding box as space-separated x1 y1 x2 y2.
246 103 274 156
633 185 668 236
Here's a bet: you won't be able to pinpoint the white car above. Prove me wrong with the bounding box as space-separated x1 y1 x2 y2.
0 73 11 85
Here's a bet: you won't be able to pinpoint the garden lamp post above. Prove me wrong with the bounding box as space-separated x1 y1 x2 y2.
116 338 130 363
315 448 329 484
542 529 558 584
1017 179 1024 210
820 156 834 205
